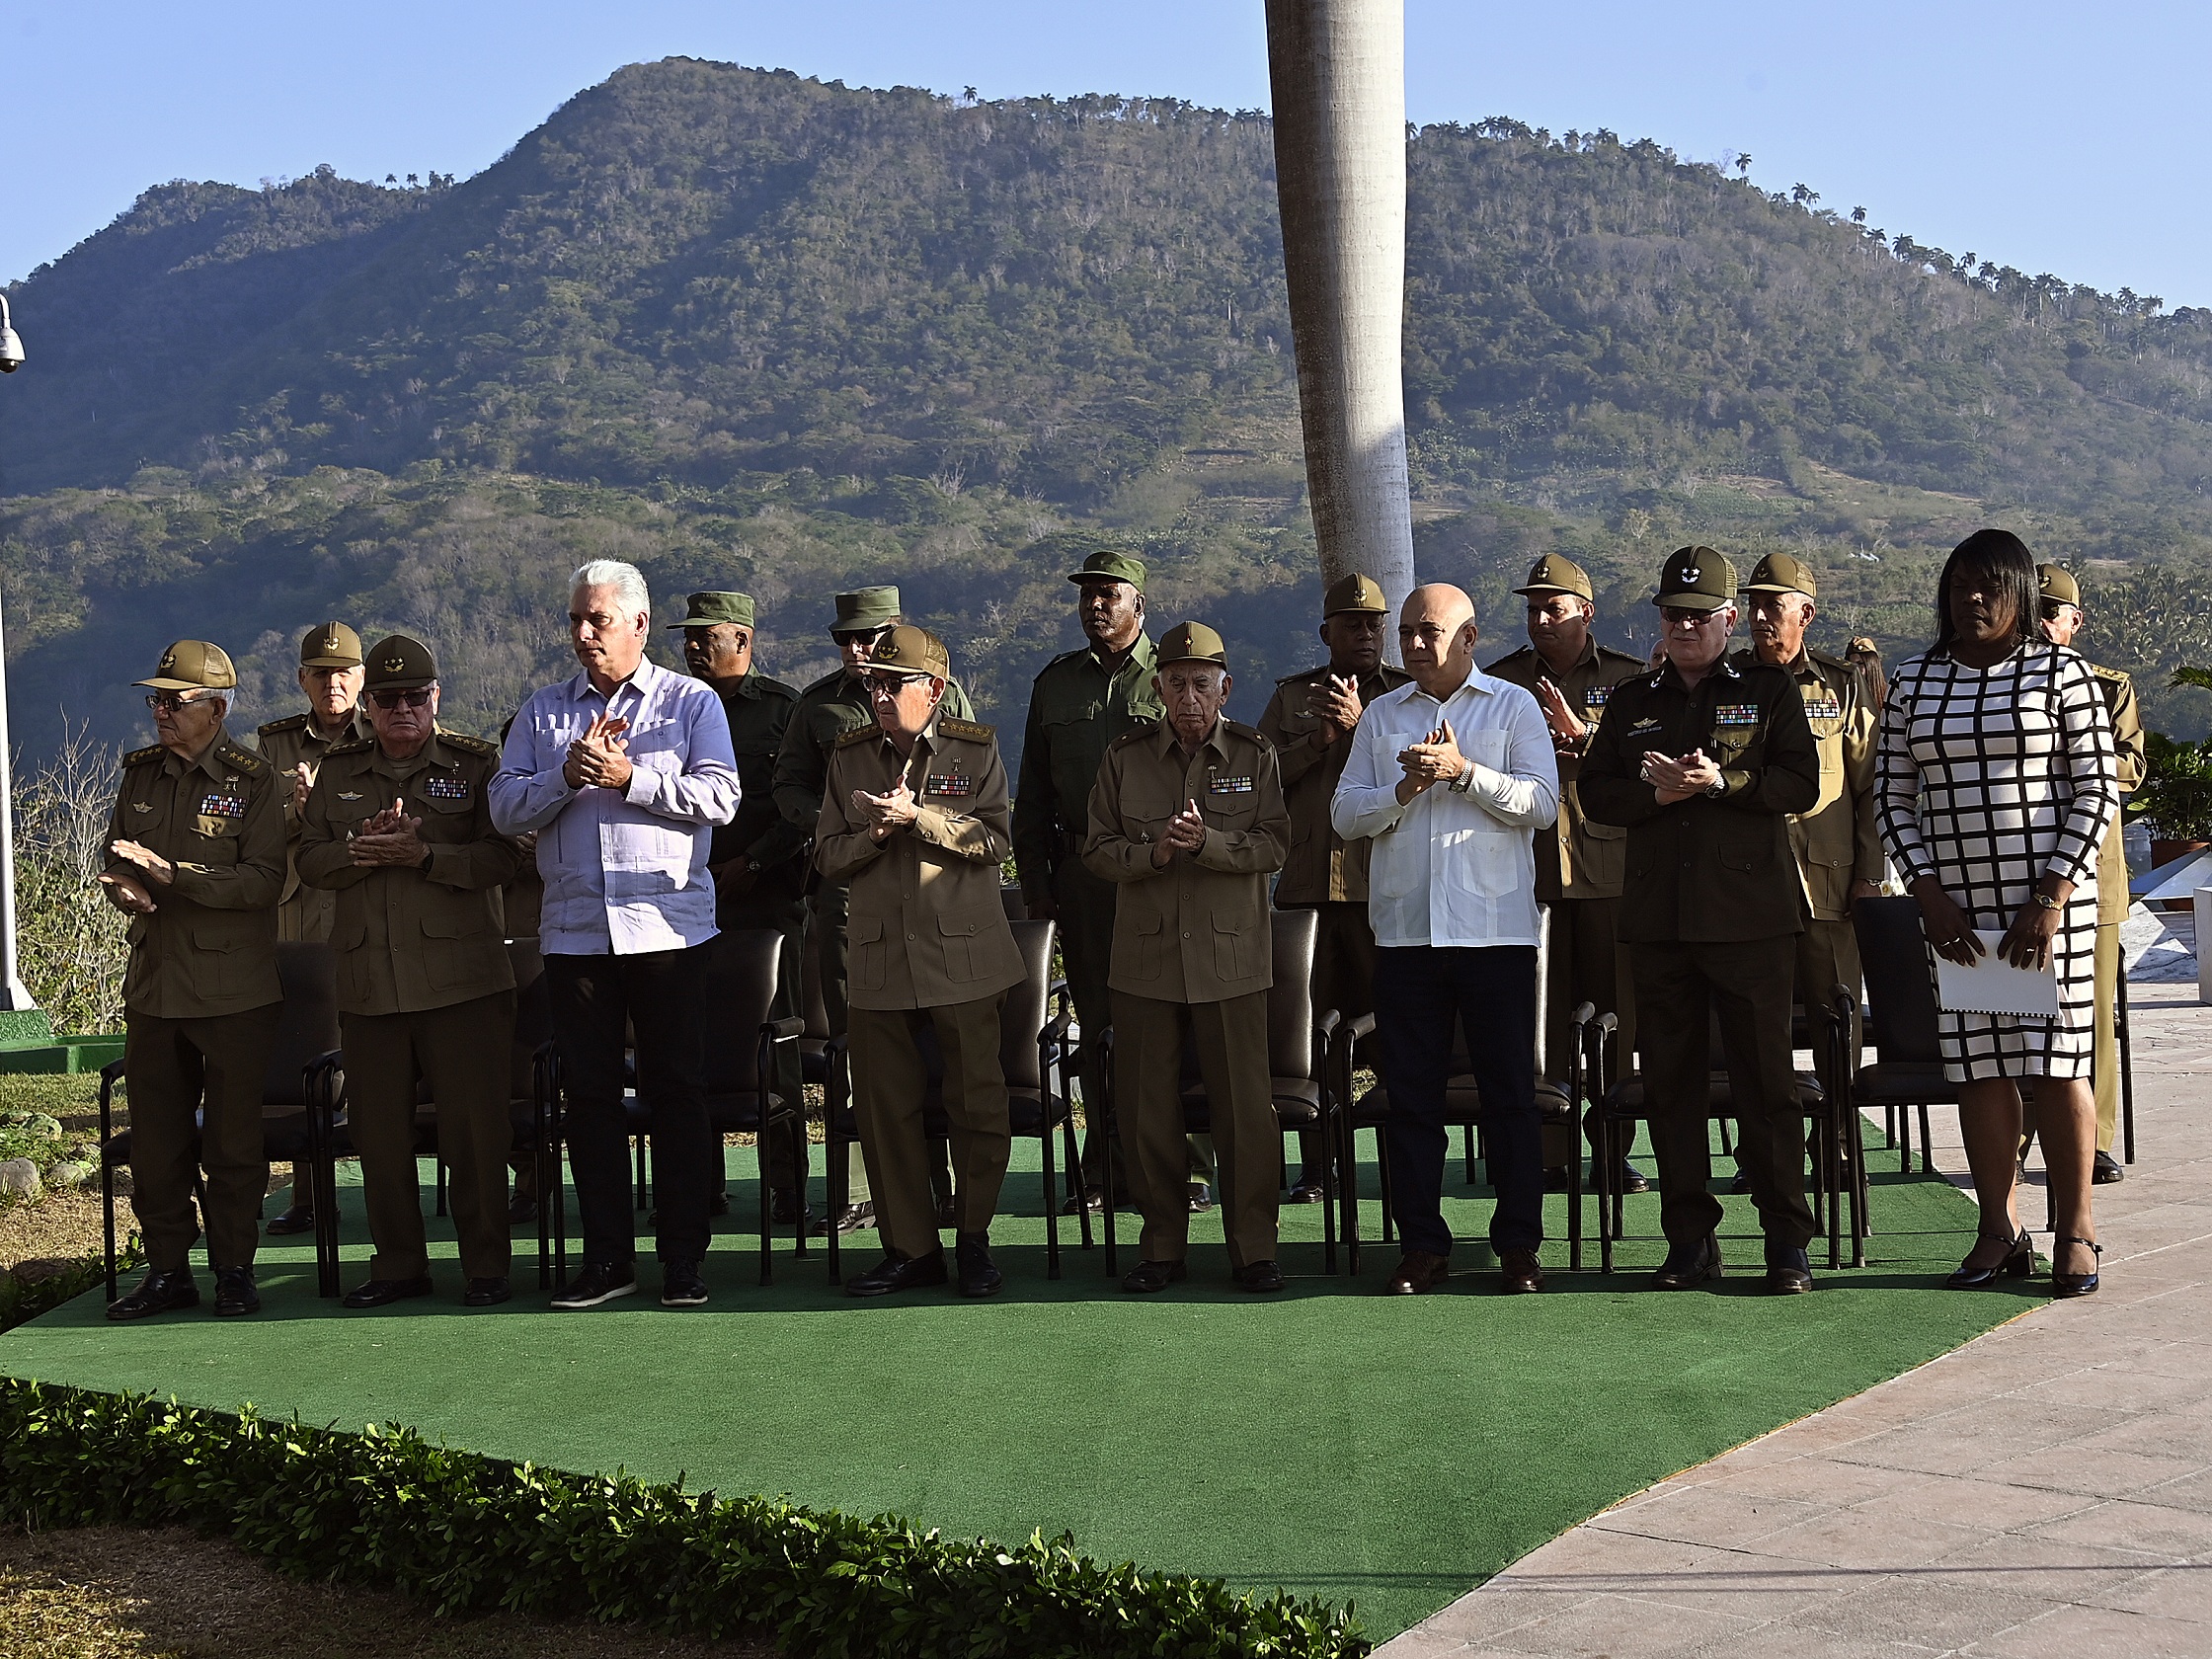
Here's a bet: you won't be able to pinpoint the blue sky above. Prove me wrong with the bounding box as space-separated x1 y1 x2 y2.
4 1 2207 305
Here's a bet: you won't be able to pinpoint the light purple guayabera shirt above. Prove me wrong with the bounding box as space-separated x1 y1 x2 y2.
491 659 740 957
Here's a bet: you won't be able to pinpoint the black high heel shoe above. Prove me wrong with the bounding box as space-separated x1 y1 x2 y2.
1945 1226 2034 1290
2051 1234 2102 1298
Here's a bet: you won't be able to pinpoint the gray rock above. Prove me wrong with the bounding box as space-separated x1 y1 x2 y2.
0 1158 41 1200
42 1159 94 1190
26 1113 61 1141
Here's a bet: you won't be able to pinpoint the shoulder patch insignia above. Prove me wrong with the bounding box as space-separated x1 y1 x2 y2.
257 712 309 737
2092 663 2130 684
439 731 500 758
124 745 164 767
834 724 881 750
325 736 375 757
937 717 993 743
217 743 268 775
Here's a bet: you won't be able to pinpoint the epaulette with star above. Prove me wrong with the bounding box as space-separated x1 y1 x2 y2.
2092 663 2132 684
325 735 375 757
256 712 310 738
439 730 501 758
123 744 164 767
937 717 994 743
834 723 881 749
215 740 268 774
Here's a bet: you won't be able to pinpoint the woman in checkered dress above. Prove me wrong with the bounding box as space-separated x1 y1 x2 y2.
1876 529 2117 1297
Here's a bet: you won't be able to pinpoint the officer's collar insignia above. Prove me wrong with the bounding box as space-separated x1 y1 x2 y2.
1722 662 1742 678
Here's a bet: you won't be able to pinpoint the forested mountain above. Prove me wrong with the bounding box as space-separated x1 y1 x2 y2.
7 57 2212 757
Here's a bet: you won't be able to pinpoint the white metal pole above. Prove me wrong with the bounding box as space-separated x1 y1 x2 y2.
0 586 37 1010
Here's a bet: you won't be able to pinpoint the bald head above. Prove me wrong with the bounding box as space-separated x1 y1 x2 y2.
1400 584 1480 697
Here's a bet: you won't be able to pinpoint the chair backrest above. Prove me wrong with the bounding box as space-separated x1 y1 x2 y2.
999 884 1029 924
1852 895 1943 1065
263 941 341 1106
508 937 549 1102
801 915 830 1041
1000 918 1057 1090
1267 908 1318 1080
703 928 785 1095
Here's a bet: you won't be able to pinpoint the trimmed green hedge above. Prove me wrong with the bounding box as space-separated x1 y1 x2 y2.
0 1377 1369 1658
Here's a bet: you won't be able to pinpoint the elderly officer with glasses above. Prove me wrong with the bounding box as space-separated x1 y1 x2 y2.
299 636 524 1309
100 642 287 1320
1581 548 1822 1294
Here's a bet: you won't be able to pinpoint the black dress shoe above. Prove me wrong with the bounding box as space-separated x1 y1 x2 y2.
507 1194 539 1226
1765 1247 1814 1295
770 1189 810 1226
107 1267 198 1320
848 1250 948 1298
661 1260 709 1306
1285 1181 1325 1205
1542 1165 1570 1193
1500 1248 1546 1294
1609 1160 1650 1194
1653 1235 1722 1290
2093 1150 2126 1185
1945 1226 2033 1290
1728 1171 1753 1196
464 1277 511 1306
955 1232 1002 1298
265 1203 316 1236
1187 1182 1214 1214
1121 1258 1188 1294
2052 1234 2102 1298
212 1267 260 1316
1235 1260 1285 1294
342 1276 433 1309
550 1261 637 1310
832 1201 877 1235
1061 1189 1105 1216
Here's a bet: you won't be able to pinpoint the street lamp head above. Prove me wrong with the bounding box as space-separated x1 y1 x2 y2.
0 295 22 372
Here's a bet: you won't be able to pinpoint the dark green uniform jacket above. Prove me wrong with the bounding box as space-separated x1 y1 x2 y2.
1579 657 1820 943
708 670 808 901
1012 635 1164 907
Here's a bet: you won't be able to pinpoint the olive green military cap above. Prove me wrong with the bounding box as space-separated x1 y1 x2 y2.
137 640 237 692
1512 554 1594 602
1743 552 1818 598
1156 621 1228 668
2037 564 2082 608
1066 550 1147 592
363 634 438 691
1652 545 1737 612
1323 573 1389 615
298 621 363 669
667 591 756 630
858 623 951 680
831 587 902 636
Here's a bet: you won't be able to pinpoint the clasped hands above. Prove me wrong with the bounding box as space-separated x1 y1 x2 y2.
1393 720 1466 804
1913 874 2064 972
99 840 170 914
1640 749 1721 805
852 779 920 842
350 802 431 868
1149 798 1209 867
1308 674 1364 747
563 714 633 791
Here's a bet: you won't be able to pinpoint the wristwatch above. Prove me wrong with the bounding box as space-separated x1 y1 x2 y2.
2032 891 2061 910
1448 761 1474 794
1703 776 1728 799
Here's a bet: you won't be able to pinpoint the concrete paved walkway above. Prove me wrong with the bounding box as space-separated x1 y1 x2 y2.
1381 981 2212 1658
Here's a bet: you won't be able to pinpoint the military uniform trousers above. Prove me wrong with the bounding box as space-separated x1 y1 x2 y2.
721 899 807 1207
343 990 515 1282
2018 922 2122 1160
807 881 869 1207
1541 898 1637 1164
1281 901 1377 1185
124 1001 283 1271
1109 988 1276 1268
848 994 1011 1260
1629 936 1817 1253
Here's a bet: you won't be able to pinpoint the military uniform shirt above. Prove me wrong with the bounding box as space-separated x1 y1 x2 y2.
1725 645 1884 920
297 730 525 1015
815 713 1024 1010
1484 638 1646 902
1012 634 1164 903
1579 658 1821 943
772 668 976 844
1083 718 1289 1003
104 725 285 1019
1256 660 1412 904
708 670 808 896
2091 665 2145 925
254 705 374 931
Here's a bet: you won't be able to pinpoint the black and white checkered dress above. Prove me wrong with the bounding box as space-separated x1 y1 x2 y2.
1876 642 2118 1081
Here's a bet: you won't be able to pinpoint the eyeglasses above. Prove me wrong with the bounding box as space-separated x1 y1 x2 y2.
144 692 217 712
866 672 931 692
1659 607 1729 629
833 628 894 648
367 687 435 710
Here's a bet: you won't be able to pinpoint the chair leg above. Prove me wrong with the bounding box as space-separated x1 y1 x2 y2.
1462 1123 1475 1184
1918 1102 1935 1173
1042 1112 1062 1283
2118 970 2136 1164
1595 1118 1615 1275
1717 1116 1735 1158
1320 1117 1338 1277
826 1135 844 1286
791 1117 809 1259
434 1153 448 1219
1341 1119 1362 1276
758 1134 773 1291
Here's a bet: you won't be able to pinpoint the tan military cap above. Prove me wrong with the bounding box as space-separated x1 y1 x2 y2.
1743 552 1818 598
363 634 438 691
1513 554 1594 601
137 640 237 691
858 623 950 679
1323 573 1388 615
2037 565 2082 608
1652 546 1737 612
298 621 363 669
1156 621 1228 667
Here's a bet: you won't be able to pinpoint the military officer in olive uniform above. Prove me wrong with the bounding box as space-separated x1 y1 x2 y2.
672 591 810 1223
817 625 1025 1299
1086 623 1291 1294
1484 554 1650 1189
1012 550 1206 1210
254 621 372 1235
100 641 286 1320
298 636 524 1307
2034 565 2146 1184
771 586 975 1230
1731 554 1885 1096
1256 572 1410 1200
1580 549 1823 1293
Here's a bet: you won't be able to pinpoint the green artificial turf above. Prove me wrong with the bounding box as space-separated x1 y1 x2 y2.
0 1129 2027 1640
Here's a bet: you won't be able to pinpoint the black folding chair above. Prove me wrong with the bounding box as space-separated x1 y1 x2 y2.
102 940 347 1300
1850 895 1946 1177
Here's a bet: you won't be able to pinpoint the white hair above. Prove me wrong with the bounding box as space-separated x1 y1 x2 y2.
569 559 651 620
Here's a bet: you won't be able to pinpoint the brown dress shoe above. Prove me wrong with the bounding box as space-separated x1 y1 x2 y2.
1383 1251 1451 1295
1499 1248 1545 1294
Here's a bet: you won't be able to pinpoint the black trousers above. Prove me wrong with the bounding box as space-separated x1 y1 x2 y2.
547 944 717 1269
1629 935 1817 1254
1373 945 1543 1257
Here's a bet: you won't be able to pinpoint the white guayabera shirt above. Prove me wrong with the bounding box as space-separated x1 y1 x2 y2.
1329 666 1559 950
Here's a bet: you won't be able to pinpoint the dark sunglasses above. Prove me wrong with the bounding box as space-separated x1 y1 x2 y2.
145 691 217 712
367 687 435 710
